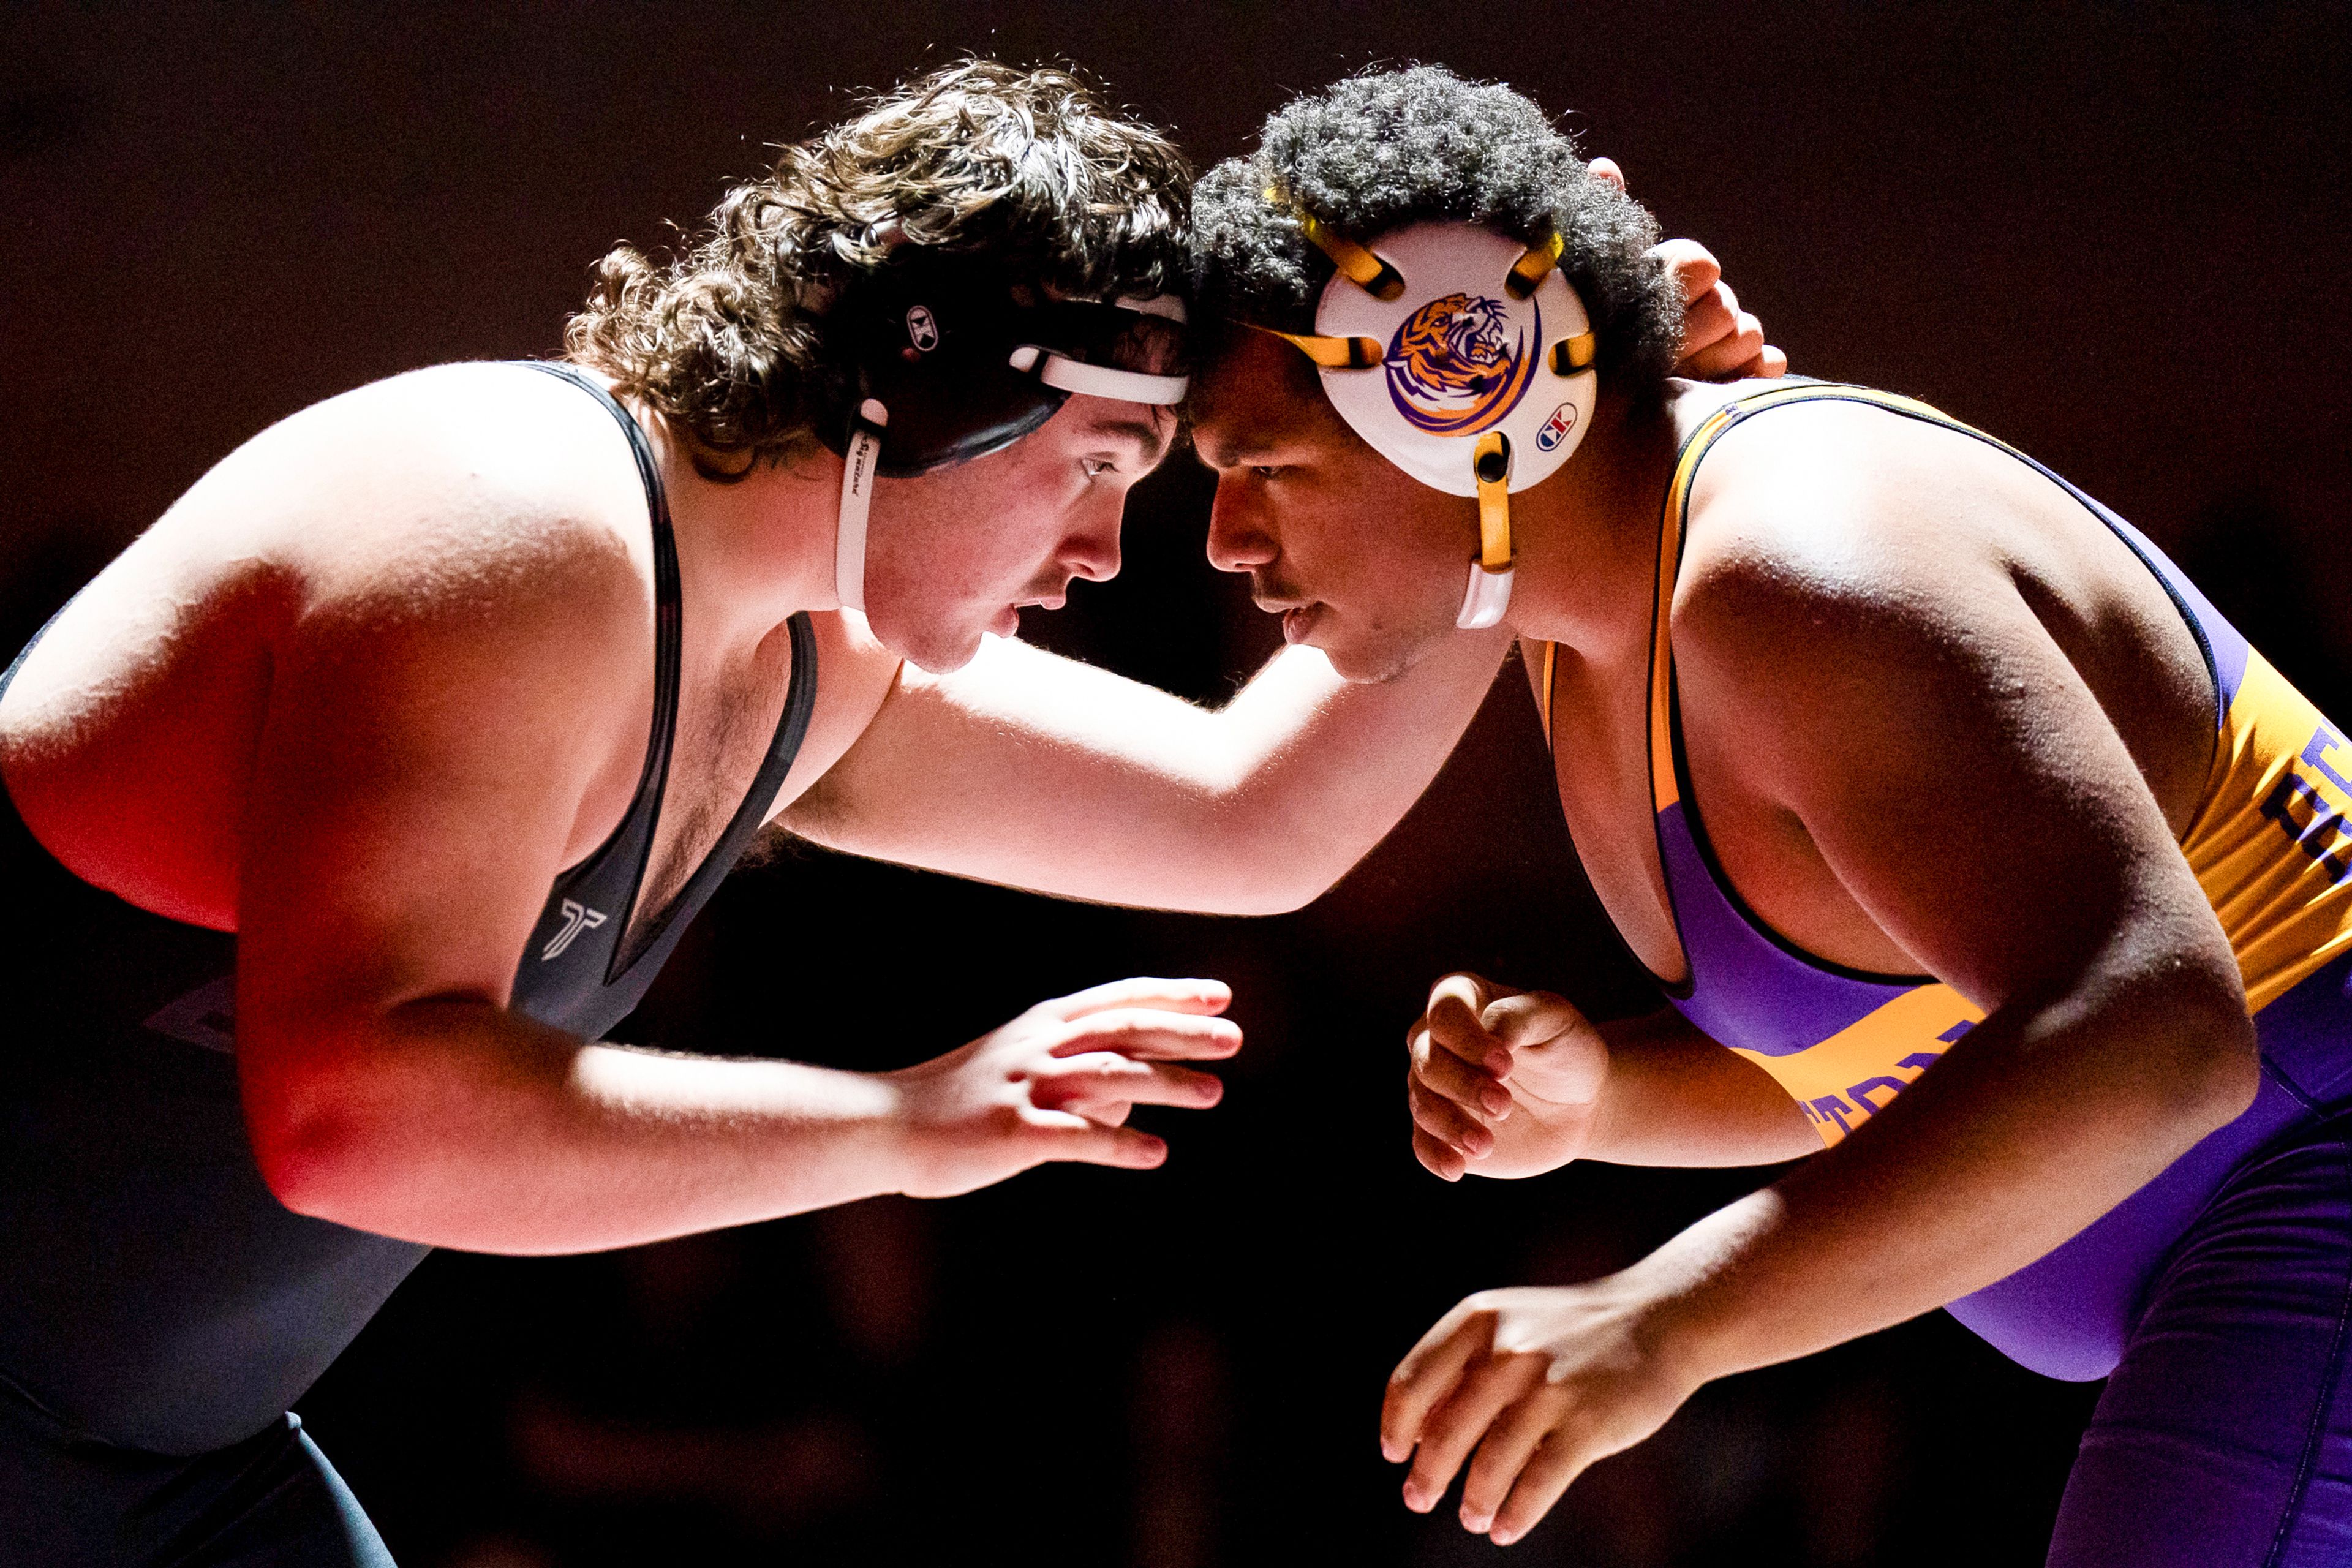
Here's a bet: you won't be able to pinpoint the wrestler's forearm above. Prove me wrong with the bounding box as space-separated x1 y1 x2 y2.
245 1000 916 1253
1583 1010 1820 1167
788 626 1511 914
1618 971 2256 1383
1461 1008 1815 1178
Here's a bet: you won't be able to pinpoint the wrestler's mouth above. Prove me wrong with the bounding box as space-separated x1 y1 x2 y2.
1250 590 1321 643
993 596 1067 637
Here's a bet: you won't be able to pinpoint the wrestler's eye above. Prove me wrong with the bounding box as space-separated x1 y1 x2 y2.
1082 457 1118 480
1250 464 1284 481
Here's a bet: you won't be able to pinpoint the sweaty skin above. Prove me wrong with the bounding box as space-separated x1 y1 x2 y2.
1189 345 2257 1544
0 363 1243 1251
0 227 1760 1254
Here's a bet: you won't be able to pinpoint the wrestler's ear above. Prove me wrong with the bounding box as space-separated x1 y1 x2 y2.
1588 157 1627 193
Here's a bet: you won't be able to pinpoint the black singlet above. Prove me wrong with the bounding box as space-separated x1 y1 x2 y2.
0 361 818 1455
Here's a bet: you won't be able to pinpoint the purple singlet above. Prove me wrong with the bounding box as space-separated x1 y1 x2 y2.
1541 383 2352 1565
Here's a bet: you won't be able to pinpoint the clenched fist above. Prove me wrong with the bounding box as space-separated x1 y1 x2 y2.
1407 973 1610 1182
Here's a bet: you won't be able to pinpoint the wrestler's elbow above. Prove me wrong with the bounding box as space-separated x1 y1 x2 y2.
243 1073 370 1221
238 1006 456 1225
238 1033 371 1221
2177 993 2261 1133
1199 797 1376 915
1205 868 1329 917
2105 954 2260 1137
1191 847 1351 916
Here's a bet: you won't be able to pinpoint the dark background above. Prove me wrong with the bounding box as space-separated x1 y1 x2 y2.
6 4 2350 1564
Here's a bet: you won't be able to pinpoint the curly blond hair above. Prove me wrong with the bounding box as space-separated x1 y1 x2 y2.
566 59 1191 470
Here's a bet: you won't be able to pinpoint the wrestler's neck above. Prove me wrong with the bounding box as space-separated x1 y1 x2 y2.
649 418 846 644
1500 385 1688 665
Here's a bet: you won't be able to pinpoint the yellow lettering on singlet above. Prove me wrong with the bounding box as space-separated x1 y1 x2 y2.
1730 984 1987 1150
2187 650 2352 1011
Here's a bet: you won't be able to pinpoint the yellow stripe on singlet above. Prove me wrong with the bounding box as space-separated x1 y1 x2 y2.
1729 984 1988 1144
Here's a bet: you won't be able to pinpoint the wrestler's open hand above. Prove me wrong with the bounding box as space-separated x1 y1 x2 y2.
1588 157 1789 382
1382 1281 1699 1546
885 976 1237 1198
1409 973 1608 1182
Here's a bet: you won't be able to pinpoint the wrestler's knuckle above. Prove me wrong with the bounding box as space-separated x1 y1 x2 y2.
1462 1289 1509 1321
1077 1011 1145 1043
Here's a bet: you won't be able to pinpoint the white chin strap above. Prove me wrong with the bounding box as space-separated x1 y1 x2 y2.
835 399 887 614
1458 562 1513 630
1454 428 1517 629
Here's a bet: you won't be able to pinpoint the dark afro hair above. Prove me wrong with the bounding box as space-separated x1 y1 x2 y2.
1191 65 1682 399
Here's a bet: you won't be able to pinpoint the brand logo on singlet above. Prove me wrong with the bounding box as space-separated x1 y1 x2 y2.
144 974 238 1054
905 305 940 353
541 899 608 961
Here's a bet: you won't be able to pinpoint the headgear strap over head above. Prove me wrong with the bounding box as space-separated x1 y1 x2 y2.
824 244 1189 613
1257 191 1599 629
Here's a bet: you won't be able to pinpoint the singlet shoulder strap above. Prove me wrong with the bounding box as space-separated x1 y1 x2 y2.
1539 639 1557 735
509 360 685 982
1643 382 1961 816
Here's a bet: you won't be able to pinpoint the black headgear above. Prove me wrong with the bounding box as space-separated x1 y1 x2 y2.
820 242 1188 611
822 247 1186 477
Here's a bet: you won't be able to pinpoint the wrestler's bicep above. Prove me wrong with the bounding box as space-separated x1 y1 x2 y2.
233 560 639 1068
1673 537 2230 1016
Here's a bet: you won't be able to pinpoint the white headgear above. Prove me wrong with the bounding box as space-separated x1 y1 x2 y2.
1258 206 1598 628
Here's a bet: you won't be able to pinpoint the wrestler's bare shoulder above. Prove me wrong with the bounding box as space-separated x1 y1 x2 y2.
1659 380 2212 831
6 362 657 717
0 363 662 922
194 361 657 589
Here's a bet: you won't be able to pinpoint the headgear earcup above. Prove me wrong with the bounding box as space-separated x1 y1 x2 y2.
827 252 1071 478
818 243 1189 612
1257 211 1599 628
1309 224 1596 497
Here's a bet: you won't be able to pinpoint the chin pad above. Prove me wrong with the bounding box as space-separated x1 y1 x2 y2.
1457 561 1514 630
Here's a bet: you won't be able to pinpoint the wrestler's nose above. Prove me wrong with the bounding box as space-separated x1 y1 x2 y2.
1207 477 1277 575
1061 496 1123 583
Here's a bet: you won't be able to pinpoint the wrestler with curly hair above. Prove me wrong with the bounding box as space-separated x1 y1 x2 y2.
0 58 1767 1564
1191 66 2352 1566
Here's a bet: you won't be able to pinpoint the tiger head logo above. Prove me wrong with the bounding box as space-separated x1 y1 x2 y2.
1384 292 1540 436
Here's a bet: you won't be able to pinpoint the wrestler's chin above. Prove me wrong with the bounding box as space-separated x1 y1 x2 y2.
1307 617 1434 686
908 633 988 674
880 610 990 676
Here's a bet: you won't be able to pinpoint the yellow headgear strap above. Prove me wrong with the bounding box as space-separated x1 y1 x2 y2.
1506 230 1564 299
1253 326 1382 369
1473 431 1512 571
1265 186 1404 301
1550 332 1597 374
